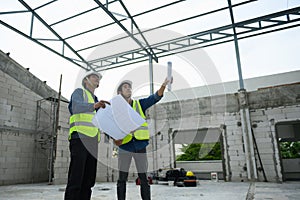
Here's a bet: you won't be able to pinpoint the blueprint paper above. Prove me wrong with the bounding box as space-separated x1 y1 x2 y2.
92 95 145 140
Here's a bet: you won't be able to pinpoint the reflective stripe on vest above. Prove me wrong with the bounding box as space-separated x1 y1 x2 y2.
69 89 100 141
122 100 149 145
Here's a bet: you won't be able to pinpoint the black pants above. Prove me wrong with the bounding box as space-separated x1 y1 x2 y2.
117 147 150 200
64 138 98 200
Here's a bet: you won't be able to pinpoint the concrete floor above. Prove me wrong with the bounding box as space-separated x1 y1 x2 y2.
0 180 300 200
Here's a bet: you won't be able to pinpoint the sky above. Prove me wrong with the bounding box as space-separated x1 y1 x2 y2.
1 0 300 101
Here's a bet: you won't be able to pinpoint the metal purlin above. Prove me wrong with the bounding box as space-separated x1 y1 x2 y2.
117 0 157 95
17 0 96 71
5 25 89 68
93 0 158 63
118 0 158 62
0 0 112 71
85 0 257 67
91 6 300 71
0 1 299 71
0 0 256 71
49 0 118 27
66 0 186 46
0 0 250 70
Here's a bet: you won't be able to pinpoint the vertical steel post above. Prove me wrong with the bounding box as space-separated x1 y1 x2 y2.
30 13 34 37
227 0 244 90
149 54 156 175
228 0 259 181
149 55 154 95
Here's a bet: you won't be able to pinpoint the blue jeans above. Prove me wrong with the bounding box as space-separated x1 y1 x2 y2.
117 147 150 200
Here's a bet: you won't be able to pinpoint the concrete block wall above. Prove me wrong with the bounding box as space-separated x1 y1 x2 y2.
0 51 70 185
52 101 70 185
223 112 247 181
148 83 300 182
148 97 226 178
2 50 299 184
22 81 300 184
247 85 300 182
250 105 300 182
0 128 49 185
0 69 50 185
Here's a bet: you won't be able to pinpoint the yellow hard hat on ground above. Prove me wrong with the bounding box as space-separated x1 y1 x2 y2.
186 171 194 177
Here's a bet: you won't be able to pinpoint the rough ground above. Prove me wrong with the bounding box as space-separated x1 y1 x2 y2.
0 180 300 200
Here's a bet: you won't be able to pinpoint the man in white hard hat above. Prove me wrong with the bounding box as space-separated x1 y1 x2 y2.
114 78 172 200
65 70 110 200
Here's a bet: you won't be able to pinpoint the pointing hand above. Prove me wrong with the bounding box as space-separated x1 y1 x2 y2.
94 100 110 109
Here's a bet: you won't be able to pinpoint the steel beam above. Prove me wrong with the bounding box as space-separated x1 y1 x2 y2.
92 6 300 70
93 0 157 62
77 0 255 53
0 20 87 70
227 0 244 90
1 0 299 73
118 0 158 62
16 0 95 71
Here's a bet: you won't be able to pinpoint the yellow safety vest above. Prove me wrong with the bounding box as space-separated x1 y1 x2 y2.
122 100 149 145
69 89 100 141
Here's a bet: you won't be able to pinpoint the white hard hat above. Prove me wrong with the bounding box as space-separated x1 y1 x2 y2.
83 70 102 80
118 80 132 87
82 70 102 87
117 80 132 94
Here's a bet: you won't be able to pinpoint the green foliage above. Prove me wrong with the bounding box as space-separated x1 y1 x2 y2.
280 141 300 159
176 141 300 161
176 143 222 161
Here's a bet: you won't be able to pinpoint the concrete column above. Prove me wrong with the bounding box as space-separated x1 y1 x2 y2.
238 89 258 181
220 124 231 181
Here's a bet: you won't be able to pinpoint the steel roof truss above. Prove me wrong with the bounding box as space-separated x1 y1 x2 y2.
0 19 89 70
15 0 95 71
1 0 299 72
67 0 186 48
92 6 300 69
93 0 158 63
76 0 256 56
118 0 158 62
33 0 58 11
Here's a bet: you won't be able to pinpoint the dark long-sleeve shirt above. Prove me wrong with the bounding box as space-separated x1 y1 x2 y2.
119 91 163 152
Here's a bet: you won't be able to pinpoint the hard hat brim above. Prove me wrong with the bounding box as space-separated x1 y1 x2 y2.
83 71 102 80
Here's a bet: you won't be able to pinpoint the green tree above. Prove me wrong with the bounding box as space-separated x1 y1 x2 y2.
280 141 300 159
176 143 221 161
199 143 222 160
176 144 201 161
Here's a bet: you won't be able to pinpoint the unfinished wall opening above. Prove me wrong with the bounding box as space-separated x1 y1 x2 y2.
35 97 59 184
172 128 225 180
275 121 300 181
